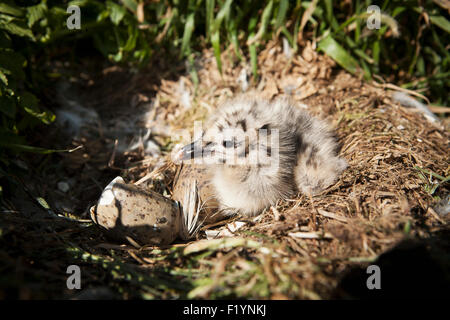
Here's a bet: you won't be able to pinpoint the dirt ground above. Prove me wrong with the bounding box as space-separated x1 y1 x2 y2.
1 40 449 299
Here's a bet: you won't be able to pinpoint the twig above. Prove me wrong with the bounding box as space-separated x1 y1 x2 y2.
316 209 348 223
288 231 334 240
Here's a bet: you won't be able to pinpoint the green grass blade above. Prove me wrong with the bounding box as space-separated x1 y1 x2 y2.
323 0 338 31
0 143 80 154
249 0 273 44
211 30 222 73
187 54 199 91
372 40 380 65
250 42 257 80
212 0 233 32
318 35 359 74
292 14 300 52
248 14 259 79
280 26 293 46
275 0 289 30
210 0 233 73
180 12 195 57
227 18 243 61
205 0 215 39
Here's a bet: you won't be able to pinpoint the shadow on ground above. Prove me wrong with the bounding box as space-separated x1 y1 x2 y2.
334 229 450 299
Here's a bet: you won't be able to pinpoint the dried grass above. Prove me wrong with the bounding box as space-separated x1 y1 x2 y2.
129 39 449 298
1 39 448 299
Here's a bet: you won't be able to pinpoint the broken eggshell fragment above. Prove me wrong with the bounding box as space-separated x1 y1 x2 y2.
172 163 226 224
91 176 181 245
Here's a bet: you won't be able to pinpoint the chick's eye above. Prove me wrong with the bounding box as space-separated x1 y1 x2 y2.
223 140 233 148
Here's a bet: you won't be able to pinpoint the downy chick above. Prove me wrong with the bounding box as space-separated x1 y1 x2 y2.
180 95 347 216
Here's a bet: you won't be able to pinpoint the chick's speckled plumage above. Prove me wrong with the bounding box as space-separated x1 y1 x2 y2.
181 96 348 217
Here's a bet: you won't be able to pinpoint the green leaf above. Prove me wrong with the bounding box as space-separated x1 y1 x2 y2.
318 35 359 74
36 197 50 210
0 16 34 40
120 0 138 13
26 3 47 28
67 0 92 6
429 15 450 34
0 68 8 86
107 1 127 25
18 92 55 125
0 2 25 17
18 91 38 108
111 50 123 62
97 10 110 22
122 24 138 51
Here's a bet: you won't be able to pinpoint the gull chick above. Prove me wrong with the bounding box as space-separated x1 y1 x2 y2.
180 96 347 217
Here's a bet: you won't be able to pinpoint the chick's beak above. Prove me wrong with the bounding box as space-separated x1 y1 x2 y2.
180 139 216 160
180 140 203 160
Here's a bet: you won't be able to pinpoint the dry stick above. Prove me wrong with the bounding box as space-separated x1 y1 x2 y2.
271 206 281 221
307 193 317 231
67 145 84 153
298 0 319 43
125 236 142 249
95 243 134 251
427 207 446 224
371 81 431 104
286 237 309 257
134 159 171 185
128 250 147 265
108 139 119 169
316 209 348 223
201 215 237 231
428 106 450 113
288 231 334 240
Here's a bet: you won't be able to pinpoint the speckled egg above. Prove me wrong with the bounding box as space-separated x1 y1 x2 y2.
91 177 181 245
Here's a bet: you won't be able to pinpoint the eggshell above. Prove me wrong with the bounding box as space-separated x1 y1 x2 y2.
172 164 225 224
91 176 181 245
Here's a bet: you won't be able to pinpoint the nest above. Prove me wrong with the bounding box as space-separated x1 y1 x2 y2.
2 39 448 299
111 40 448 298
